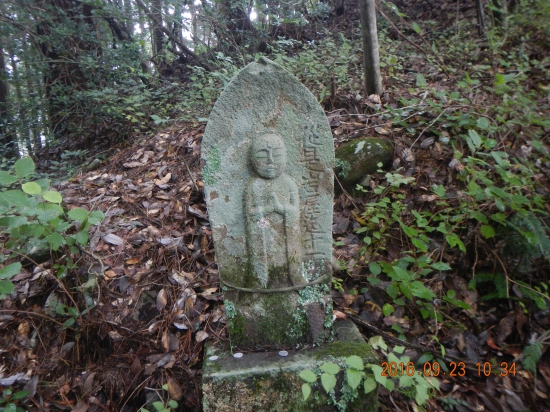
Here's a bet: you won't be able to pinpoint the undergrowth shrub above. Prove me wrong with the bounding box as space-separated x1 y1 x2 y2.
0 157 104 299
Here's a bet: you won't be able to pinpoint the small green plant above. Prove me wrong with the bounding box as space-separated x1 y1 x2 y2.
0 387 29 412
521 330 550 374
298 337 439 409
140 384 179 412
0 157 104 297
298 355 377 411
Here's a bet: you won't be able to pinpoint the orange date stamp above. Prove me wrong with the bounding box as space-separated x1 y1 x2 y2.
380 361 517 377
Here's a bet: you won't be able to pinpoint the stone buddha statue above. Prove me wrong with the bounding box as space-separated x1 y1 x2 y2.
244 133 304 288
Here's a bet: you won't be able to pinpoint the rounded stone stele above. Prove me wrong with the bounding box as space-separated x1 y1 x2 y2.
201 57 334 349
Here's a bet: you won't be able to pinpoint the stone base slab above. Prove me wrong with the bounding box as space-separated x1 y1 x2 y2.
202 319 379 412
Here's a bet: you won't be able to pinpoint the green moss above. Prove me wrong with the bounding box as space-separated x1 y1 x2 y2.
314 341 377 361
225 300 246 343
334 158 351 178
203 145 221 185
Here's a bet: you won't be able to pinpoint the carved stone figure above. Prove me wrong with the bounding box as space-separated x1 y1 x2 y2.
201 57 334 349
245 133 304 288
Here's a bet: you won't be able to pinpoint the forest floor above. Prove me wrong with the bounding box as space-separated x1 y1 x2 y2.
1 0 550 411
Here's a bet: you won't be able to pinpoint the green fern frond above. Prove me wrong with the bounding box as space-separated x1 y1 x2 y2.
515 280 548 310
479 292 504 301
494 273 508 298
468 273 495 290
506 211 550 261
522 341 543 373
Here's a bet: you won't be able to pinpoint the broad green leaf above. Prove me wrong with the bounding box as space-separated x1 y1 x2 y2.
416 73 426 87
369 262 381 276
0 171 17 186
78 277 98 290
468 129 483 149
415 381 428 404
0 216 28 227
399 222 418 237
477 117 490 130
88 210 105 224
0 280 15 296
386 283 399 299
42 191 63 203
369 365 387 386
433 185 445 197
346 368 363 390
68 208 89 222
411 281 436 300
35 178 51 192
447 289 456 299
299 369 318 383
416 353 433 365
382 303 394 316
399 375 414 387
391 266 410 281
411 238 428 252
75 230 89 245
446 233 466 252
0 190 29 207
369 336 387 351
481 225 495 238
11 390 29 400
0 262 22 280
68 307 79 317
412 22 422 34
472 212 488 224
431 262 451 271
22 182 42 195
346 355 364 371
321 373 337 393
15 157 35 178
384 379 395 391
320 362 340 375
168 400 178 409
363 377 377 394
484 139 497 149
46 232 64 251
152 401 164 411
302 383 311 401
393 345 405 354
37 210 62 224
495 73 506 85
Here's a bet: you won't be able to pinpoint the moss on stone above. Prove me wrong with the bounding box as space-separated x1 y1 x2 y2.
203 145 221 185
334 138 393 193
314 341 377 361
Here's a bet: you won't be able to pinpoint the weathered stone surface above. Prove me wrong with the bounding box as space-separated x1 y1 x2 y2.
201 57 334 349
202 320 379 412
334 138 393 193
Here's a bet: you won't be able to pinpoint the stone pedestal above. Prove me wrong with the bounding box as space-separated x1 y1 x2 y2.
202 319 379 412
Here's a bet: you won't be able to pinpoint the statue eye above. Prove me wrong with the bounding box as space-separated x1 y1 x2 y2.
255 150 268 160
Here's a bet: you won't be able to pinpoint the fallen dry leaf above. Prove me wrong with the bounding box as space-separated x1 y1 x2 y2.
167 376 183 401
195 331 209 343
157 288 168 311
102 233 124 246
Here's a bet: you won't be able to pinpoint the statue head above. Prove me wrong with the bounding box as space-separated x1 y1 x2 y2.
250 133 287 179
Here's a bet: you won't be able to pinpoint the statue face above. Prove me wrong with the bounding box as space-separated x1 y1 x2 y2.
251 134 287 179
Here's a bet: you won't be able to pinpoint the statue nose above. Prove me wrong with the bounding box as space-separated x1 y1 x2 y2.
266 151 274 164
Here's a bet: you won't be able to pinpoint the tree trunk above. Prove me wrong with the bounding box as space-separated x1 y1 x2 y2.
476 0 485 36
10 46 33 155
0 48 18 159
22 37 40 151
359 0 383 96
150 0 165 58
